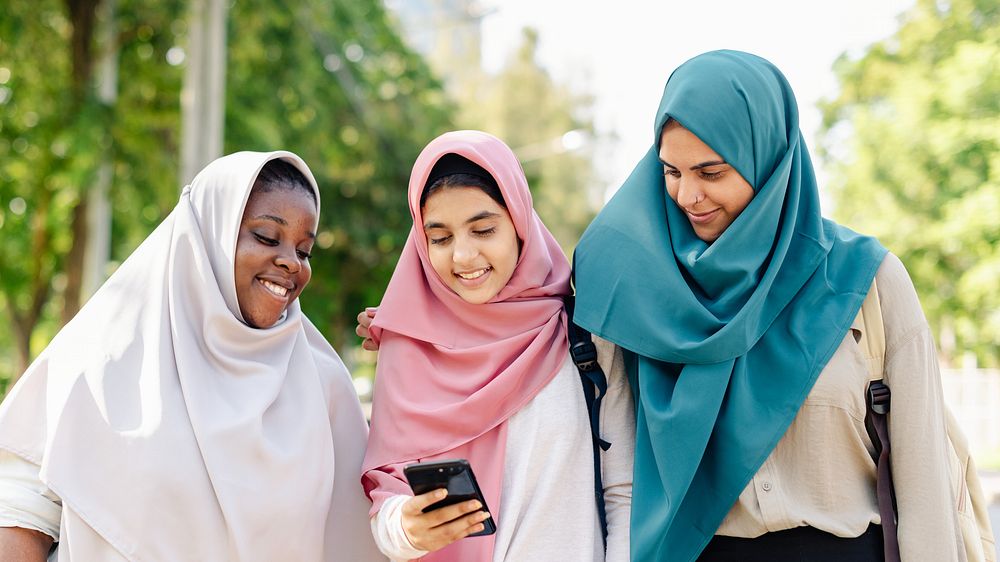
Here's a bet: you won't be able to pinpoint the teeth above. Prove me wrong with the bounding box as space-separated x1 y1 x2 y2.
457 268 490 280
261 279 289 297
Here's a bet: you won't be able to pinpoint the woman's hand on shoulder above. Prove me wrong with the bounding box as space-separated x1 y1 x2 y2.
400 489 490 553
355 307 379 351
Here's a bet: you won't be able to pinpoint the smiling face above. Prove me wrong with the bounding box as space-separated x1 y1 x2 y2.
234 185 317 328
659 120 755 243
422 186 520 304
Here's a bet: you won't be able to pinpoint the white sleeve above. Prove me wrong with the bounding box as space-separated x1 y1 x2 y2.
596 339 634 562
370 494 429 562
0 449 61 541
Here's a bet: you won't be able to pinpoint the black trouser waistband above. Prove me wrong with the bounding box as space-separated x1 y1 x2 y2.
697 524 884 562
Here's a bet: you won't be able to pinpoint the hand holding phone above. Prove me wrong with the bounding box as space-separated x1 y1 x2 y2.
400 459 495 552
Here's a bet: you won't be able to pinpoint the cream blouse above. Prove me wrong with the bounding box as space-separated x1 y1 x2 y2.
716 253 965 561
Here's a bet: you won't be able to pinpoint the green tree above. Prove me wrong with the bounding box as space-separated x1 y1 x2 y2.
224 0 454 344
0 0 109 379
457 28 599 253
1 0 452 391
819 0 1000 366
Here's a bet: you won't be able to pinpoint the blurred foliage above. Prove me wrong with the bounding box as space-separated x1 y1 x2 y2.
0 0 112 381
450 28 599 254
819 0 1000 367
224 0 454 347
0 0 453 391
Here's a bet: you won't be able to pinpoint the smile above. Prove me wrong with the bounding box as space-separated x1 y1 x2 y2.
686 208 720 224
259 278 290 297
456 267 492 280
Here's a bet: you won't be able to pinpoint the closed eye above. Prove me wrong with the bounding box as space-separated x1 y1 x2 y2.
472 227 496 237
429 235 452 245
254 233 278 246
297 249 313 259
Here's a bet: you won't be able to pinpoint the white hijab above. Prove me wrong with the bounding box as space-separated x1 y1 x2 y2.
0 151 384 561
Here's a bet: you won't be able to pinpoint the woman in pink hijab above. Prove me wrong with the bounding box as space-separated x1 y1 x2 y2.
361 130 634 562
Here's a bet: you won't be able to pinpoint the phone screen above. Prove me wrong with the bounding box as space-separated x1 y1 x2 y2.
404 459 496 536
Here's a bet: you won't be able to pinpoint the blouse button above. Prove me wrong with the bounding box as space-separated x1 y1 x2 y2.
761 481 773 492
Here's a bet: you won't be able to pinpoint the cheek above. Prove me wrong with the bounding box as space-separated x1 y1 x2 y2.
493 231 520 273
722 182 755 214
233 244 258 282
299 262 312 288
664 180 679 203
426 245 453 284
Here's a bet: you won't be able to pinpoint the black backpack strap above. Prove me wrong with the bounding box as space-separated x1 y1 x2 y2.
865 379 900 562
565 295 611 547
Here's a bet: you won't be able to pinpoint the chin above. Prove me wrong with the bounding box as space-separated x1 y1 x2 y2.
455 289 497 305
246 312 283 329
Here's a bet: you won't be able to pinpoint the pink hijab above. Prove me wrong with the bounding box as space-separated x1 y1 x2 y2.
362 130 571 560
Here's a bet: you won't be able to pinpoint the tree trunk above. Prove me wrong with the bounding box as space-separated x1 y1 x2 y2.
180 0 228 186
82 0 118 301
61 199 90 325
5 295 33 378
59 0 103 324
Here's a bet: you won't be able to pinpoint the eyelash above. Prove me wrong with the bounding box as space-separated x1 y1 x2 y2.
429 228 496 246
254 233 278 246
254 233 312 259
663 169 725 180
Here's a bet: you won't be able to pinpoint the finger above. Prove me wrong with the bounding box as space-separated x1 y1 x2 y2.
431 510 491 541
365 307 378 317
362 338 379 352
356 310 369 325
402 489 448 515
422 499 483 527
355 323 367 338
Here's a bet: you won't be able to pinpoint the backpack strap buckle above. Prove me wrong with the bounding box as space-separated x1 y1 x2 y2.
570 340 598 372
867 380 891 415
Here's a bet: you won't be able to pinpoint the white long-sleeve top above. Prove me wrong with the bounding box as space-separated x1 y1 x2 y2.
371 337 635 562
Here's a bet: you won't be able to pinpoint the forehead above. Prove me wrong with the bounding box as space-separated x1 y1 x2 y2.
422 186 507 222
242 187 318 222
658 122 722 160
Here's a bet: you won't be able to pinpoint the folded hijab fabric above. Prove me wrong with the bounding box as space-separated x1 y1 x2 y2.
0 151 382 561
573 51 887 561
362 130 572 562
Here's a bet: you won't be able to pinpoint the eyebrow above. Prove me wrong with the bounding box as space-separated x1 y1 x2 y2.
659 159 728 170
424 210 502 230
253 214 316 238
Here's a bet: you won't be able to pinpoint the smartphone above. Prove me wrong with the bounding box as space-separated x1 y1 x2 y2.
403 459 496 537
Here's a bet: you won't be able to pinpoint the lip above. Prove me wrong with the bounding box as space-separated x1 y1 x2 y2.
454 266 493 289
685 208 721 224
256 276 294 301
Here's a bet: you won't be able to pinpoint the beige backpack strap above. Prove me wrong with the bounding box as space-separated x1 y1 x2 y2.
857 277 885 381
858 276 996 561
858 278 900 562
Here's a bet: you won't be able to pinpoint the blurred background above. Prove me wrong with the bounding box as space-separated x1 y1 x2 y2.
0 0 997 541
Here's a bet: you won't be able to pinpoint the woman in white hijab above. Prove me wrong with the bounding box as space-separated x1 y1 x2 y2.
0 151 385 561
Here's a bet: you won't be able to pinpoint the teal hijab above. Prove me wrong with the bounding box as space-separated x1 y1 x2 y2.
574 50 887 561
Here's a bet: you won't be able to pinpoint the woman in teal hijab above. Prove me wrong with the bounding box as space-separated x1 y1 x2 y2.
574 50 964 561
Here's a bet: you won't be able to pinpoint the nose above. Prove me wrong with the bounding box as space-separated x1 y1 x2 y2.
452 235 479 266
274 246 302 273
675 178 705 209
